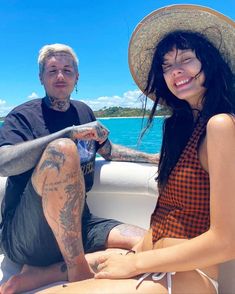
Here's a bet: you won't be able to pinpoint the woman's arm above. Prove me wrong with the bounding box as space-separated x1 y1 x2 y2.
95 114 235 278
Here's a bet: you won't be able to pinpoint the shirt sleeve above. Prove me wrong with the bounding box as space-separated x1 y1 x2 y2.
0 112 34 147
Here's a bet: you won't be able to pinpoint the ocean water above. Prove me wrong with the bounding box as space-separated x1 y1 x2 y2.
98 117 163 154
0 117 163 154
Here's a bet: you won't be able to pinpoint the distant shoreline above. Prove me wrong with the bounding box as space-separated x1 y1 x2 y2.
0 116 165 123
0 106 169 122
98 115 164 119
98 116 144 119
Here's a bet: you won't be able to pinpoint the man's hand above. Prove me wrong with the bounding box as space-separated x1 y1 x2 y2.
151 153 160 164
71 121 109 144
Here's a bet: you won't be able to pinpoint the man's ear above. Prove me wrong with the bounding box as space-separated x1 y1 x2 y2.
76 72 79 82
39 74 43 85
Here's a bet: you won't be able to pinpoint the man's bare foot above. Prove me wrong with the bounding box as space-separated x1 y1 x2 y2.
0 262 67 294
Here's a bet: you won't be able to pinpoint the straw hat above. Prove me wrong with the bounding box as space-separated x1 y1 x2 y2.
128 4 235 100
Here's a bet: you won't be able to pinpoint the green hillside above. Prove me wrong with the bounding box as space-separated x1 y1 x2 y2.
0 106 169 121
94 106 169 117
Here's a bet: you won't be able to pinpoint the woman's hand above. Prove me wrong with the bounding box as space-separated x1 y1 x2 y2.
94 253 138 279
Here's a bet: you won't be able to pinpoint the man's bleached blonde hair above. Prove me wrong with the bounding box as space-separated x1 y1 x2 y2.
38 43 79 75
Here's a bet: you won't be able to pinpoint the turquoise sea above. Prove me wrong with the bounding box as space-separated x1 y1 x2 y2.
0 117 163 154
99 117 163 153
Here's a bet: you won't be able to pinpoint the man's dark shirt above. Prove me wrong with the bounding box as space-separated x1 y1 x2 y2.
0 98 105 225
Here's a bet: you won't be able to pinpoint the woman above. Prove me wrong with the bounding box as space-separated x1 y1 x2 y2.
39 4 235 294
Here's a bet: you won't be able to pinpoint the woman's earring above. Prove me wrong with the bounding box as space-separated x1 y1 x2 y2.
75 83 78 94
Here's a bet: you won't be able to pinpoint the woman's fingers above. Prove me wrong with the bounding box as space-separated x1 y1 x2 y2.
97 261 107 272
94 271 109 279
97 255 107 263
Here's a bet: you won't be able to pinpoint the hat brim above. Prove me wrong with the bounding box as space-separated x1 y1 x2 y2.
128 4 235 101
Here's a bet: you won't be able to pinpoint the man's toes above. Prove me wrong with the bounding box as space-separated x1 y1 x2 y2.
1 275 21 294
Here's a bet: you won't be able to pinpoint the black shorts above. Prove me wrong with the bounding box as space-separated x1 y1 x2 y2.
1 180 122 266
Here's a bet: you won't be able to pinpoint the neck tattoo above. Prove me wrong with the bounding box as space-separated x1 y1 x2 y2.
45 95 70 112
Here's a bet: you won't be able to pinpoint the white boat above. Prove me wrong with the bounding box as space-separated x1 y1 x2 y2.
0 159 234 293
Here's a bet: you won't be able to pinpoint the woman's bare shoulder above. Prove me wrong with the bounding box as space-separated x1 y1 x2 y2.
207 113 235 135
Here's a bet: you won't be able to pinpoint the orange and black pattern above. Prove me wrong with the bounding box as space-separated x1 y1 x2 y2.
151 119 210 243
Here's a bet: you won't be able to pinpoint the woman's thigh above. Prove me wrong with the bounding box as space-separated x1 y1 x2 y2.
38 270 216 294
172 270 217 294
38 277 167 294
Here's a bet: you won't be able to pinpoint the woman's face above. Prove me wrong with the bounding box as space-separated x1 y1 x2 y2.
162 47 206 109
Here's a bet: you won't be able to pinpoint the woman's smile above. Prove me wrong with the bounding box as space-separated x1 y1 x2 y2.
163 48 206 107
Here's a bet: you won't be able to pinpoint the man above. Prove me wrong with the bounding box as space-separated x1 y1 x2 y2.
0 44 158 293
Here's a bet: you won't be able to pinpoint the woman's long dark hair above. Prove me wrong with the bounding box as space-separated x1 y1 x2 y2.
143 31 235 188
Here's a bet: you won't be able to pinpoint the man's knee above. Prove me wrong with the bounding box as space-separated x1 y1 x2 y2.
32 138 81 193
46 138 78 156
106 224 146 249
38 138 79 171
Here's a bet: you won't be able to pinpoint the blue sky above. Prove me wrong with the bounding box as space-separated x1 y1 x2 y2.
1 0 234 116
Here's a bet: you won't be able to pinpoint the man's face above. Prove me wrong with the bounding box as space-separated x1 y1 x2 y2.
40 53 79 100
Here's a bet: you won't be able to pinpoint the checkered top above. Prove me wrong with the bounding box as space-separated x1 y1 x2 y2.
151 119 210 243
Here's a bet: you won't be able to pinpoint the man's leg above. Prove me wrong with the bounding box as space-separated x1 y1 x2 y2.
106 223 146 249
82 211 146 254
32 138 93 282
0 250 129 294
0 226 145 294
0 209 146 293
0 138 146 293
